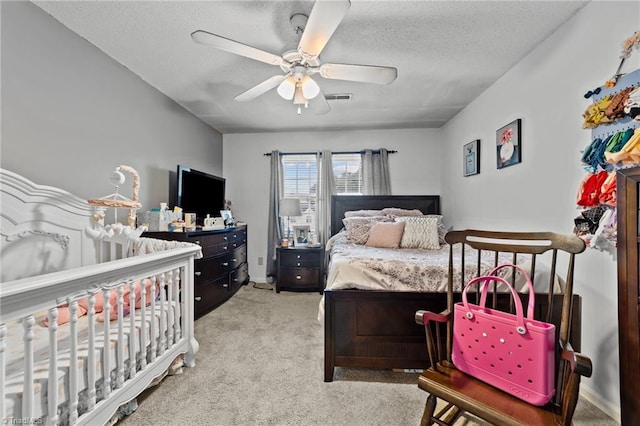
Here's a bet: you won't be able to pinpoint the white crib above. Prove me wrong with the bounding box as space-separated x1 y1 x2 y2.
0 168 201 425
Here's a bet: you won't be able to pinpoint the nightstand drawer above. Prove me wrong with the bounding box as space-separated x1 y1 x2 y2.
279 251 322 267
278 269 322 287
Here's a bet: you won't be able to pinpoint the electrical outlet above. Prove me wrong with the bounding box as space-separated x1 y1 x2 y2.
257 256 264 265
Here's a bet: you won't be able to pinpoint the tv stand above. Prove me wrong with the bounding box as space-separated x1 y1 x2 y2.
144 224 249 318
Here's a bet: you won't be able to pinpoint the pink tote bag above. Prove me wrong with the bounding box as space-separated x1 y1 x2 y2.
452 264 556 406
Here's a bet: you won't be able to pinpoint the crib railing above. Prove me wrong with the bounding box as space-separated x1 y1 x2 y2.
0 244 200 426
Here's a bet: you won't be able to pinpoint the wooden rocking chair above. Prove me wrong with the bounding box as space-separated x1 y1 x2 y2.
415 230 592 426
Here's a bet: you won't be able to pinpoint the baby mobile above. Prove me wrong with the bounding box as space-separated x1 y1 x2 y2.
86 165 146 242
575 30 640 253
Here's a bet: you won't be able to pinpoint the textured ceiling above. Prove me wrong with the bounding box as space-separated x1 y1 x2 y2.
33 1 588 134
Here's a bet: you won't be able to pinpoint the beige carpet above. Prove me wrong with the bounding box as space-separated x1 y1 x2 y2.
119 284 617 426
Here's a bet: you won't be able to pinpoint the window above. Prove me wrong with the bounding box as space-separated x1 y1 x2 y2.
281 153 363 237
282 155 318 234
332 154 363 194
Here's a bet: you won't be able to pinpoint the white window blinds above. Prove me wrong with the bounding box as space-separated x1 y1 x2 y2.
332 153 363 194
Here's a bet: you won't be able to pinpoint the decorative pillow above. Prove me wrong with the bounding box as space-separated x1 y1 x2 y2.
342 216 390 244
381 207 424 217
365 221 405 248
395 216 440 249
421 214 447 244
344 209 384 218
44 278 157 326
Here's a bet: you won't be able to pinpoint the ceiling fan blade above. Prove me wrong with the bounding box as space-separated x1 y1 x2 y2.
310 92 331 115
298 0 351 61
191 30 287 67
234 75 288 102
319 63 397 84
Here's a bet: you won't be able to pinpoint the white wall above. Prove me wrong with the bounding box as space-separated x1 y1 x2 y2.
0 1 223 210
223 128 442 282
440 1 639 419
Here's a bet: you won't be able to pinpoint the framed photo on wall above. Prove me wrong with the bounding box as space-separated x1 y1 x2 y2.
463 139 480 176
496 119 522 169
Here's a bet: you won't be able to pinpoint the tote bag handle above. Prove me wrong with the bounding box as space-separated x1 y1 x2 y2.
461 264 534 335
480 263 535 319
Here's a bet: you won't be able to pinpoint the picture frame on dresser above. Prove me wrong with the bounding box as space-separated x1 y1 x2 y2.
292 225 310 245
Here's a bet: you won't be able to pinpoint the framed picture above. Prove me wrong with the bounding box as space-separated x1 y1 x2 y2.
496 119 522 169
292 225 310 245
220 210 233 221
463 139 480 176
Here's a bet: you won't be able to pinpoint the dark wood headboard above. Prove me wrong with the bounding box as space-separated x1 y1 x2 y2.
330 195 441 237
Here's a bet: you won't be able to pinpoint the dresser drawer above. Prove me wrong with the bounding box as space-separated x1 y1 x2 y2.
194 275 229 317
277 268 322 287
230 262 249 293
231 245 247 269
194 255 233 283
228 228 247 245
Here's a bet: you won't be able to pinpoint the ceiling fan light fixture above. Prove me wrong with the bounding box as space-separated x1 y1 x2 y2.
277 76 296 100
301 76 320 99
293 84 307 105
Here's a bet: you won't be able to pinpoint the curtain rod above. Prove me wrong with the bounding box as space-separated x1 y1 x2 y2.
263 149 398 156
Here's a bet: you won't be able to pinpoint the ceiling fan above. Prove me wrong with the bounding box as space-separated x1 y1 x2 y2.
191 0 397 115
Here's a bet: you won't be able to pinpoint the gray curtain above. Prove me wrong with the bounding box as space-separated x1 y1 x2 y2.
266 150 283 281
362 148 391 195
317 150 335 245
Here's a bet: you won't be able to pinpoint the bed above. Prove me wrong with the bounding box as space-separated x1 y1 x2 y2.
323 195 582 382
0 168 202 425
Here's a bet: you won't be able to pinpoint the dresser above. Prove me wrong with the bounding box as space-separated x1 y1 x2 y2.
144 225 249 318
617 167 640 425
276 245 324 294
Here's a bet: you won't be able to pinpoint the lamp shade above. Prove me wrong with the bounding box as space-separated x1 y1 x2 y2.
301 76 320 99
279 198 302 217
276 76 296 100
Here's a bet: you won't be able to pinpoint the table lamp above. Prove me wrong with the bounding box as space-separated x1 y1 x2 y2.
279 198 302 246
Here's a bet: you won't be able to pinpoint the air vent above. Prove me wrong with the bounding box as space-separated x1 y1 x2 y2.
324 93 352 101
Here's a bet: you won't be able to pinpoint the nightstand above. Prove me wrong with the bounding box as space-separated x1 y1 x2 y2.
276 245 325 294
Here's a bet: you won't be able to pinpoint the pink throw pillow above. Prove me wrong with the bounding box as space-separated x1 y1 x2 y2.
45 278 157 325
365 221 405 249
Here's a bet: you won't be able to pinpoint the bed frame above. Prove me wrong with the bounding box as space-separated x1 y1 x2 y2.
0 169 201 425
323 195 581 382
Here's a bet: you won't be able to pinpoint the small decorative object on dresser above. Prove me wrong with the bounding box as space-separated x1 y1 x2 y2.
276 245 325 294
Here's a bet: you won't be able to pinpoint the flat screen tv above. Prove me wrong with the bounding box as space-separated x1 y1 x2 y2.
175 165 225 226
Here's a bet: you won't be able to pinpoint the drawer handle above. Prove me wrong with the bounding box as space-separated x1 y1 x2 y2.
224 236 228 241
232 258 237 262
223 246 228 250
297 262 301 267
223 284 229 288
233 278 238 282
222 262 229 266
195 271 202 276
195 240 200 245
297 255 301 259
233 243 237 247
233 234 237 238
195 296 202 302
296 275 302 280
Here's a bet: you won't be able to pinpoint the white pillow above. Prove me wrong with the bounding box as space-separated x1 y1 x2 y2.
395 216 440 249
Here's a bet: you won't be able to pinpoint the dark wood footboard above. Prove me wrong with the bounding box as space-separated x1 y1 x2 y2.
324 289 581 382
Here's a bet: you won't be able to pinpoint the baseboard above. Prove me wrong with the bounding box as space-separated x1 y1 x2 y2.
249 275 268 284
580 384 621 423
